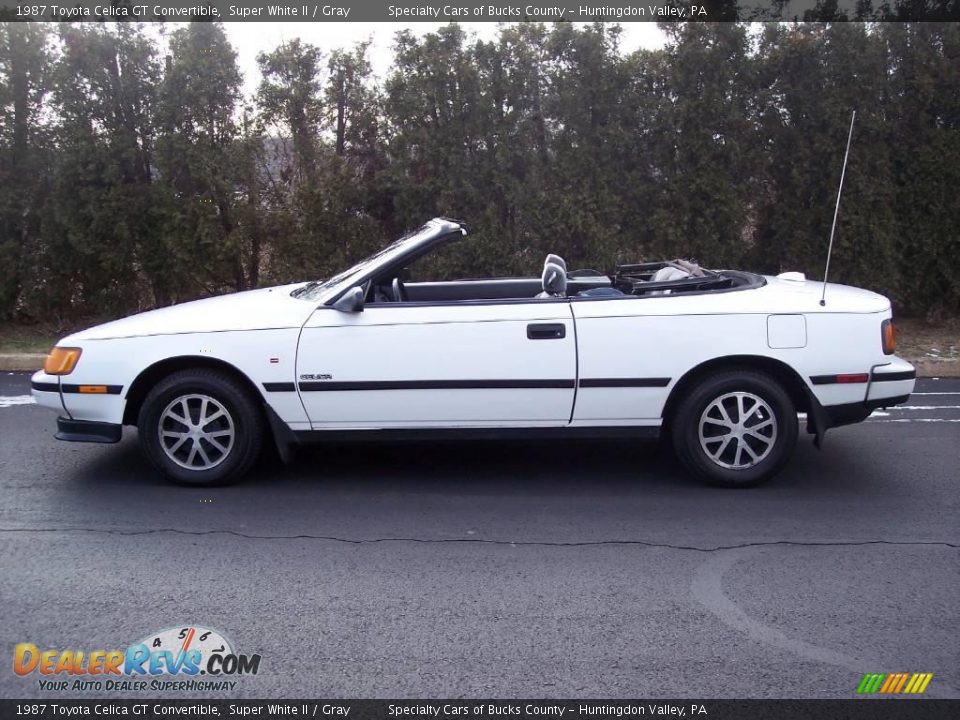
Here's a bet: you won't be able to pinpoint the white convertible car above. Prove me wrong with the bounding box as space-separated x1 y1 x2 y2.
31 218 915 487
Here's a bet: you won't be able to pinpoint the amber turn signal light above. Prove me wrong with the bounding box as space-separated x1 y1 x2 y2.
881 319 896 355
43 347 82 375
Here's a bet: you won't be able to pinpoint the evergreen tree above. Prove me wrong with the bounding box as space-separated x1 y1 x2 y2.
0 21 957 320
0 23 50 319
155 22 247 296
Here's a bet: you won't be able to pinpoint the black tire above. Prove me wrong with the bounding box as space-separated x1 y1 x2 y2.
137 369 263 486
671 369 798 488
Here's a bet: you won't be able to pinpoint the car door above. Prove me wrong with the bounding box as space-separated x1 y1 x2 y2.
296 299 577 429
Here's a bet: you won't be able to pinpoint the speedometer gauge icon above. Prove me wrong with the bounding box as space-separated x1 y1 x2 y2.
136 625 234 667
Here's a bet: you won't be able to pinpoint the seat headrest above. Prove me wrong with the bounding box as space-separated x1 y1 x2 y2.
544 254 567 272
541 261 567 297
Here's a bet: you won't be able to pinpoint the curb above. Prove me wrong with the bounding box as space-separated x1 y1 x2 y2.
0 354 47 372
1 353 957 377
909 358 960 379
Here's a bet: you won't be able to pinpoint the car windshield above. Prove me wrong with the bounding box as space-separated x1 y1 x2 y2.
290 224 433 302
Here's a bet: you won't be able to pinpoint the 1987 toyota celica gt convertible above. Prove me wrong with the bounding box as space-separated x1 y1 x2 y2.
32 218 916 487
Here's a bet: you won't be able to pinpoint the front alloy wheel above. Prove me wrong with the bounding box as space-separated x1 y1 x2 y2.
139 369 263 486
158 394 236 471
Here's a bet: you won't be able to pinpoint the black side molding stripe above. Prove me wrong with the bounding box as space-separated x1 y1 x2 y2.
811 375 841 385
31 381 124 394
273 372 910 393
871 370 917 382
60 384 123 395
299 379 575 392
263 382 297 392
579 378 671 388
270 378 675 392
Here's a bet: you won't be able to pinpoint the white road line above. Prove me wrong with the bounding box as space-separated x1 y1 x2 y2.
0 395 35 408
868 418 960 423
911 392 960 395
892 405 960 410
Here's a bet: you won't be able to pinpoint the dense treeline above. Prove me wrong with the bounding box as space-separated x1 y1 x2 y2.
0 21 957 322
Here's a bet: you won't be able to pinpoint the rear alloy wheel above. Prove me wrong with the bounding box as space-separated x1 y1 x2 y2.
672 370 797 487
138 370 263 486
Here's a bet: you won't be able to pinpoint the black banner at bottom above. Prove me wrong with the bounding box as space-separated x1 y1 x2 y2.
2 700 958 720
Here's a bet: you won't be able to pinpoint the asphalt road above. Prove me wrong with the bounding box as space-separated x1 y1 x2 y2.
0 372 957 700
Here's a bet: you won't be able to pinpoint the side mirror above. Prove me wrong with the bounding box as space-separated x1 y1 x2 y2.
332 286 364 313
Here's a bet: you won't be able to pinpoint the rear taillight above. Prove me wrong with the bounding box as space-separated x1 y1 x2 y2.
881 319 896 355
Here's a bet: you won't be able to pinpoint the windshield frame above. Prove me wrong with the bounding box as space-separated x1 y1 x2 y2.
290 219 464 305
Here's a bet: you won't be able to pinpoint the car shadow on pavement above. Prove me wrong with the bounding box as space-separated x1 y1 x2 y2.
43 427 932 551
58 427 882 504
273 436 695 494
65 433 695 493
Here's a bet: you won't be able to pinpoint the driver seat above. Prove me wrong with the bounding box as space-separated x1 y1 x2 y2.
544 253 567 273
537 261 567 298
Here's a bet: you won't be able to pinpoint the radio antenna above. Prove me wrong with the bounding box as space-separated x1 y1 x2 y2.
820 110 856 307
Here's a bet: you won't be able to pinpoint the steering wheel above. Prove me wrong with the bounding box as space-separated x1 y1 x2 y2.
391 276 408 303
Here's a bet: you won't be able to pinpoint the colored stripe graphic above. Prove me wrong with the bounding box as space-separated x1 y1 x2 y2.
857 673 933 694
893 673 909 693
856 674 884 693
914 674 934 694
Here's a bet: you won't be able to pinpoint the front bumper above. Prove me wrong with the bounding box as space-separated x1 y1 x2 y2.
31 370 66 415
30 370 123 443
32 369 126 425
55 417 122 444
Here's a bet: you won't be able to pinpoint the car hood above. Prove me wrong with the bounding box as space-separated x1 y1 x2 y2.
63 284 317 342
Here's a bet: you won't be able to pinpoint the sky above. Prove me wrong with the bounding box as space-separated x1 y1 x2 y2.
216 22 669 99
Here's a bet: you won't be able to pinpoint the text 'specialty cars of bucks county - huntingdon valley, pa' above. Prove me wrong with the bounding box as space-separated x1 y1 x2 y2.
31 218 916 487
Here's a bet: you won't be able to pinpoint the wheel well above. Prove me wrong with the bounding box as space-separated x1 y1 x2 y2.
662 355 812 423
122 356 265 426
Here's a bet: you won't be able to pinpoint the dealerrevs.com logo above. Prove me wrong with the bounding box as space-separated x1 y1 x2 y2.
13 626 261 692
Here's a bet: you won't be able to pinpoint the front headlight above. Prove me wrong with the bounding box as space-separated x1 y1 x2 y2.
43 347 82 375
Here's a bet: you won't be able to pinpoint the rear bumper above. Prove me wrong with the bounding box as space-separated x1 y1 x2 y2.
821 393 910 428
805 360 914 445
55 417 122 444
866 359 916 403
818 359 915 430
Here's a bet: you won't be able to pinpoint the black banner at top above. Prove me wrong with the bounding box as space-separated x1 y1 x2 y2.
1 0 958 22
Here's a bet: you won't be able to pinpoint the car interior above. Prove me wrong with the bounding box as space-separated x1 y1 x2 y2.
368 253 760 305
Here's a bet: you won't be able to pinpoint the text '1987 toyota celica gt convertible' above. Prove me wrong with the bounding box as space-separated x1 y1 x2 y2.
31 218 915 487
